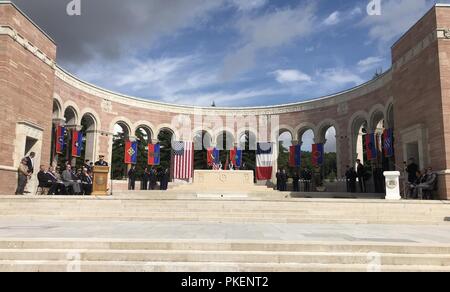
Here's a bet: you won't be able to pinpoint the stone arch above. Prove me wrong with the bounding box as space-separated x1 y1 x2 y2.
316 119 339 144
156 124 178 141
237 128 257 150
193 128 213 150
368 104 386 133
80 108 101 131
295 122 316 142
348 111 369 165
63 101 81 126
215 129 235 150
133 121 156 140
275 125 295 140
52 97 63 120
109 117 133 137
385 99 395 129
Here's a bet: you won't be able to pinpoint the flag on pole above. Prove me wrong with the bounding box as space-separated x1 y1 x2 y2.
148 143 161 166
312 143 324 166
289 144 302 167
71 130 83 158
124 140 138 165
207 148 220 167
365 133 378 161
55 126 66 155
256 142 273 180
383 129 394 157
230 147 243 168
172 141 194 179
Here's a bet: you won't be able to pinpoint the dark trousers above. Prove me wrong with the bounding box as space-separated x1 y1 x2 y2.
303 181 310 192
128 179 135 190
15 174 27 195
83 184 93 195
350 181 356 193
293 181 299 192
358 176 366 193
141 180 148 190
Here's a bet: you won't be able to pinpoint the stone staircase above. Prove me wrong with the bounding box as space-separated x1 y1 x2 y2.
0 239 449 272
0 194 449 225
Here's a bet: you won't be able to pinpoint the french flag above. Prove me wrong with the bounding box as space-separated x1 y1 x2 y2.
71 130 83 158
256 142 273 180
55 126 66 155
312 143 324 166
148 143 161 166
124 141 138 165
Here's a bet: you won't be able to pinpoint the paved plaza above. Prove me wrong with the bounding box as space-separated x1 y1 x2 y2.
0 219 450 245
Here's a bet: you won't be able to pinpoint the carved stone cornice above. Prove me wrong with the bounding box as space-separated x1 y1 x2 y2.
0 25 55 69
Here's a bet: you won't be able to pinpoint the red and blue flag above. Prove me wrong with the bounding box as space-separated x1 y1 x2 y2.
207 148 220 167
383 129 394 157
289 144 302 167
230 147 243 168
124 141 138 164
71 130 83 158
365 133 378 161
148 143 161 166
55 126 66 155
312 143 324 166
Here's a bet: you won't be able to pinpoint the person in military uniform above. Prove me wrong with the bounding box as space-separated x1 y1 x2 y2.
94 155 109 167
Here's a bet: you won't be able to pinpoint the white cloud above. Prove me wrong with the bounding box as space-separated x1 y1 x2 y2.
323 11 340 26
230 0 267 11
360 0 430 45
357 56 384 73
273 69 312 84
221 3 317 80
316 68 365 87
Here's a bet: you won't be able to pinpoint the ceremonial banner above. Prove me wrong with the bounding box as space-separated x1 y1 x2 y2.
365 133 378 161
148 143 161 166
312 143 324 166
289 144 302 167
172 141 194 179
55 126 66 155
256 142 273 180
124 141 138 165
207 148 220 167
383 129 394 158
230 147 243 168
71 130 83 158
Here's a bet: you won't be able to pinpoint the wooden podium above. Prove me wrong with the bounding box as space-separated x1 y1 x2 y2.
92 166 110 196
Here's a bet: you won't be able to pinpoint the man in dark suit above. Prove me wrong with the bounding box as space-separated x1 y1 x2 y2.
149 168 158 190
81 168 93 195
356 159 366 193
37 165 56 195
94 155 109 167
25 152 36 174
128 165 137 190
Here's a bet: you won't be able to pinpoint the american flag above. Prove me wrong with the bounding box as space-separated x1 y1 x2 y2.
172 141 194 179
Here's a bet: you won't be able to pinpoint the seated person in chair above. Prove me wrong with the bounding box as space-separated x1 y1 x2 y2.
81 168 93 195
415 167 438 200
62 164 82 195
37 165 63 195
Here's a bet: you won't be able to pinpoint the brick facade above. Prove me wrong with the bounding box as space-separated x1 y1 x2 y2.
1 2 450 199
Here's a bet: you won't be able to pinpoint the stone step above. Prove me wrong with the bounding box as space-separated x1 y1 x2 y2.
0 249 449 266
1 239 450 254
1 260 450 272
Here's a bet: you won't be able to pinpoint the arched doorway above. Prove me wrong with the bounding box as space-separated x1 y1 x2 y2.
78 113 97 166
239 130 256 171
216 131 235 167
277 130 293 172
134 125 153 177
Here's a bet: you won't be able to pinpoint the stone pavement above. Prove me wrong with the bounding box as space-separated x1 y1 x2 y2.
0 219 450 244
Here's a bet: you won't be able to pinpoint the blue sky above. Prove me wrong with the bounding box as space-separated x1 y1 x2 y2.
15 0 450 107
